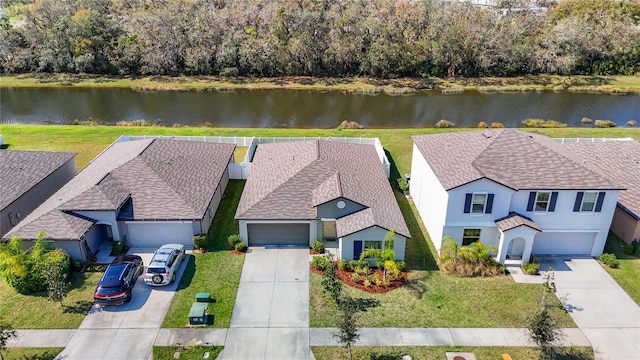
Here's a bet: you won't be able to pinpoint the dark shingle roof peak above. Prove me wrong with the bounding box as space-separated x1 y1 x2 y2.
5 139 235 240
236 140 409 238
0 150 76 210
412 130 621 191
565 140 639 219
495 212 541 232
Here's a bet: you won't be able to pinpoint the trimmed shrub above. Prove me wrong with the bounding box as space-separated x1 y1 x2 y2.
477 121 489 128
312 255 331 271
599 253 620 268
227 234 241 249
339 120 364 129
396 261 406 271
312 240 325 254
623 244 635 255
351 272 360 283
234 241 245 252
192 234 207 249
521 119 567 128
581 117 593 124
384 260 400 279
490 122 505 128
594 120 616 128
338 258 348 271
522 261 540 275
348 260 359 270
435 119 455 128
397 177 409 193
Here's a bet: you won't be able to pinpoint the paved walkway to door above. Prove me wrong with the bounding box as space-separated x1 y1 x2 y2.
220 247 312 360
530 256 640 360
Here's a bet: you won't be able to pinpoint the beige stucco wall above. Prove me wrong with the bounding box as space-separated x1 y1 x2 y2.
611 207 640 244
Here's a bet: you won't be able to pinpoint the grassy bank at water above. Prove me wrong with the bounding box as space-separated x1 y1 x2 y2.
1 125 639 177
2 74 640 93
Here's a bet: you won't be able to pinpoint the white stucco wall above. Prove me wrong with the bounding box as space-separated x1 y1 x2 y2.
340 226 406 261
409 143 448 250
445 180 514 224
511 189 619 256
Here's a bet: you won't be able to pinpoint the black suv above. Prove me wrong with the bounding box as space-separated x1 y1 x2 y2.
93 255 144 306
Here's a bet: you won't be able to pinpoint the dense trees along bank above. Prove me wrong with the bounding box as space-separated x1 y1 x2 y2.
0 0 639 78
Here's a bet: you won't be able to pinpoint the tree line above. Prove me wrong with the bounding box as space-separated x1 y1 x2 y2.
1 0 639 78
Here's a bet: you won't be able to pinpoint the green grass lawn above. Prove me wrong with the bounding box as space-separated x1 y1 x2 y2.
603 233 640 305
161 180 245 328
311 346 594 360
0 272 100 329
152 345 223 360
1 347 64 360
310 188 574 328
1 125 638 177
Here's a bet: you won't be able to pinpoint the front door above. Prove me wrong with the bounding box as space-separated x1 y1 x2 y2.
353 241 363 260
322 220 337 241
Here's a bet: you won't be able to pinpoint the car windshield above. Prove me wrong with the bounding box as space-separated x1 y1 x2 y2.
146 267 165 274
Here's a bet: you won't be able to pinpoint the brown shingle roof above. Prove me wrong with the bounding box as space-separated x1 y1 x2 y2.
565 141 639 219
236 140 410 238
495 212 541 232
0 150 76 210
412 130 622 191
5 139 234 240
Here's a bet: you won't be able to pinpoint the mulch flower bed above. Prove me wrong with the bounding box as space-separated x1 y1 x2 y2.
231 249 246 255
310 265 407 294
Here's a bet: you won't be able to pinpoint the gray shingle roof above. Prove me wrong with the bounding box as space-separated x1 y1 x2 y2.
0 150 76 210
5 139 234 240
495 212 541 232
235 140 410 238
412 130 622 191
565 141 639 219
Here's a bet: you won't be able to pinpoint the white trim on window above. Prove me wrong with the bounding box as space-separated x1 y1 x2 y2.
580 191 598 212
462 228 482 246
534 191 551 212
471 193 488 214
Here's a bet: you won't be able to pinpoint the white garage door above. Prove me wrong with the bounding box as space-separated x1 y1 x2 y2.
532 232 596 255
126 222 194 247
247 223 310 246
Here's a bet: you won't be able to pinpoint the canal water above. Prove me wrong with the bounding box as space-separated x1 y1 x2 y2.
1 87 638 128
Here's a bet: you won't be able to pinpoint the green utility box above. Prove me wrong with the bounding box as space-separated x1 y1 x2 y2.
188 302 208 325
196 292 211 302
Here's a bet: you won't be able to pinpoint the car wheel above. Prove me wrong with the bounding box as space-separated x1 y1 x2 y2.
170 273 175 284
125 290 132 303
152 274 164 284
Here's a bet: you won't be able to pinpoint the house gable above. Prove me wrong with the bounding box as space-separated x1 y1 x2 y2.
316 197 366 219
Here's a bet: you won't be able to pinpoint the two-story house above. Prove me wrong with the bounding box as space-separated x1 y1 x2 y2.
410 130 623 264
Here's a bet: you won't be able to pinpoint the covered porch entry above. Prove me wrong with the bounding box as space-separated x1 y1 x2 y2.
495 212 541 264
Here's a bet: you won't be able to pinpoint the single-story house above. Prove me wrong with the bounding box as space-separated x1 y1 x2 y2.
4 139 235 261
235 140 410 260
1 150 76 237
410 130 623 264
565 140 640 244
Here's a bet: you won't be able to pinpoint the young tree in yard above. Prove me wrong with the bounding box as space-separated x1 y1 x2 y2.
334 295 359 360
44 260 71 306
321 254 342 304
0 318 16 360
527 269 565 360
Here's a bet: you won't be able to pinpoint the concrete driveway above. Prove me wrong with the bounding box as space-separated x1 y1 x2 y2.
537 256 640 360
221 247 311 360
55 248 191 360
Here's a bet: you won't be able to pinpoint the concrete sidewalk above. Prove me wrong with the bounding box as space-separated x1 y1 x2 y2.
310 327 590 347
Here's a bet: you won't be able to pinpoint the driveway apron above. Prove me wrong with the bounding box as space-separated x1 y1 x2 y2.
221 247 311 360
55 249 190 360
537 256 640 360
